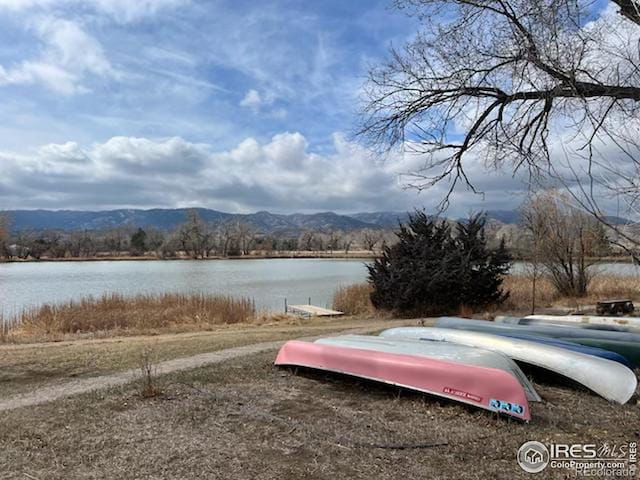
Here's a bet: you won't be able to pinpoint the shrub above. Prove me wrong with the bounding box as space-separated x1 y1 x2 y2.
332 283 374 315
368 211 511 314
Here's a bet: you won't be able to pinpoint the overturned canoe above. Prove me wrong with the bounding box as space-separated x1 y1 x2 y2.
457 317 640 342
434 318 632 366
570 338 640 369
380 327 638 404
314 334 541 401
435 317 640 367
274 340 531 420
522 314 640 332
496 315 640 332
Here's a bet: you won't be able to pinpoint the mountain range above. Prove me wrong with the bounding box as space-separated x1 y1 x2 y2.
2 208 631 234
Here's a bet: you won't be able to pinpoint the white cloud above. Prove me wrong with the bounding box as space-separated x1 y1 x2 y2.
239 88 275 110
0 17 116 94
240 89 262 109
0 0 187 22
91 0 186 23
0 132 530 214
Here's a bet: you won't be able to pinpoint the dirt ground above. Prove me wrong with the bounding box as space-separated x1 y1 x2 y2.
0 317 410 398
1 347 639 480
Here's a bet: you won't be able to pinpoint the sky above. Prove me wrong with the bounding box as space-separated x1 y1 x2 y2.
0 0 610 215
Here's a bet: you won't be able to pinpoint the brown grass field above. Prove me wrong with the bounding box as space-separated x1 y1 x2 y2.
1 347 638 480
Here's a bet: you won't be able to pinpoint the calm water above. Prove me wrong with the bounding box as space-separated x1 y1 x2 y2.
0 259 371 318
1 259 638 318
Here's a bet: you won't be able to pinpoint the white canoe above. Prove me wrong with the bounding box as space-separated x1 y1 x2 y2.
315 335 541 401
522 315 640 332
379 327 638 404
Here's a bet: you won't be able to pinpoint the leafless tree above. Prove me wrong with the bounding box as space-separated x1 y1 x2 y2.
299 230 316 251
325 229 343 253
360 228 384 251
103 227 129 256
342 232 355 254
0 213 9 259
521 190 610 297
216 221 236 256
234 221 256 255
360 0 640 256
178 210 216 259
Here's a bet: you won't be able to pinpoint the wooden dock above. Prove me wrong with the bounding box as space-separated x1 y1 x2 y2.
287 305 344 317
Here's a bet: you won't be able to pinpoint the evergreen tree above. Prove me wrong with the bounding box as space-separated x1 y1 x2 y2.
130 228 147 256
368 212 511 314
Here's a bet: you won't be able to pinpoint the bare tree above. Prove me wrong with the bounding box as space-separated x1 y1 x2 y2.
325 229 343 253
342 232 355 254
178 210 216 259
234 222 256 255
103 227 129 256
360 228 384 252
521 191 609 297
299 230 316 251
216 221 237 257
0 213 9 259
360 0 640 255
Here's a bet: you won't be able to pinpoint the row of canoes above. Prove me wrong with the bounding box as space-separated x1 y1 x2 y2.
274 314 640 422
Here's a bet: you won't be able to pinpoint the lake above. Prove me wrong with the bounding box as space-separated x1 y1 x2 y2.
0 259 371 318
1 259 638 318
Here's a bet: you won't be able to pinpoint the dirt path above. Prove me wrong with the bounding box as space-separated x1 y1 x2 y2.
0 327 378 412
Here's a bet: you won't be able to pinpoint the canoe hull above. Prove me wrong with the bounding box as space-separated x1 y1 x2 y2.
567 338 640 368
436 317 640 368
314 335 541 401
275 340 531 421
435 318 632 366
380 327 638 404
524 314 640 332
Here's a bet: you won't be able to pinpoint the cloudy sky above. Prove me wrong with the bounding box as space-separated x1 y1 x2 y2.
0 0 594 214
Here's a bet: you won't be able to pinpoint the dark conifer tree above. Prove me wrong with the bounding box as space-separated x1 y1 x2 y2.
368 211 511 314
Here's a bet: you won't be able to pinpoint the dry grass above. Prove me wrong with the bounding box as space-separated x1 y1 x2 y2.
332 283 375 315
0 316 414 398
5 293 257 341
502 273 640 312
1 349 637 479
330 274 640 317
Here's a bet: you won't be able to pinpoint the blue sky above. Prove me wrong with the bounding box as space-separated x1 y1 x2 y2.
0 0 532 214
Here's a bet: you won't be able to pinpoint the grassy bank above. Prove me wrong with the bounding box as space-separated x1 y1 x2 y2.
502 274 640 312
2 293 260 343
0 317 413 398
332 274 640 317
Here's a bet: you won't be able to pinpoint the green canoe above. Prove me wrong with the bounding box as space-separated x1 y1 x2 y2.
564 338 640 369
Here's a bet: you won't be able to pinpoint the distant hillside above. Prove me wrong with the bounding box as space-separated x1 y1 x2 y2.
3 208 377 234
6 207 609 234
349 211 411 228
484 210 522 225
353 210 526 227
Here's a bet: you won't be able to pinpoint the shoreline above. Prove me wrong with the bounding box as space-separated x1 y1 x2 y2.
0 253 636 264
0 251 380 263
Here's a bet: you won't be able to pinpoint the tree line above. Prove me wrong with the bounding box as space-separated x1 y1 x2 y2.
0 210 394 260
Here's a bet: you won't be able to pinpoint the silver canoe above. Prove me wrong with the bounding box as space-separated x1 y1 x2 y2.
485 317 640 342
314 334 541 401
521 315 640 332
379 327 638 404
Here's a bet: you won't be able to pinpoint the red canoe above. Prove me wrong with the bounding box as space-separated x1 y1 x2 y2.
275 340 530 421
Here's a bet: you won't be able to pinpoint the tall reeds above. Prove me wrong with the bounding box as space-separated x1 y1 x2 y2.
4 293 257 341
